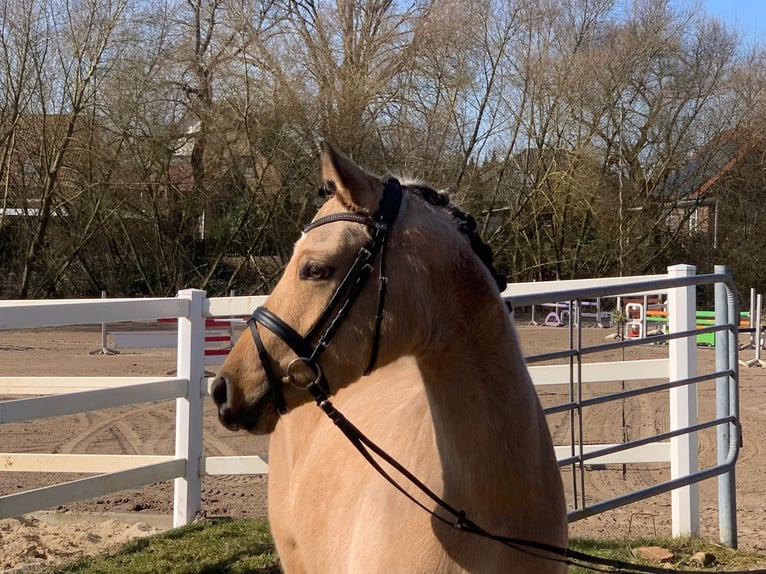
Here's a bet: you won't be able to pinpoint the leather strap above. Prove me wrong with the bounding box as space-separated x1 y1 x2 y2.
248 318 288 414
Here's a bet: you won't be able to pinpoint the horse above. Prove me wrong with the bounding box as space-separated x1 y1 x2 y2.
211 143 568 573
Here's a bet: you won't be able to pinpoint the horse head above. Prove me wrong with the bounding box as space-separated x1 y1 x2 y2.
211 142 505 434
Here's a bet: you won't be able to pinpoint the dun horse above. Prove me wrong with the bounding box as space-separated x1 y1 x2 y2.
211 144 567 573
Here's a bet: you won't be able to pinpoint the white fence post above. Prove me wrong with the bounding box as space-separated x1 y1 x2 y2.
173 289 206 527
667 264 700 537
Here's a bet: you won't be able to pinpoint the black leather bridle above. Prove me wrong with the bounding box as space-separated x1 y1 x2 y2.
247 177 403 414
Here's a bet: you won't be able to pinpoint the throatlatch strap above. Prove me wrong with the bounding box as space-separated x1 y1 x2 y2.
375 178 403 227
362 178 402 373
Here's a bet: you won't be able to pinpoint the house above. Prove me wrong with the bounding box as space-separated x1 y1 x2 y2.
660 130 751 245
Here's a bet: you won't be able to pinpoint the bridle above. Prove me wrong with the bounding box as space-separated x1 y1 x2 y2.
247 177 403 414
243 178 763 574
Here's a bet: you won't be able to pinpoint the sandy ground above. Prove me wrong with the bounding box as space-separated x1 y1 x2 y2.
1 321 765 570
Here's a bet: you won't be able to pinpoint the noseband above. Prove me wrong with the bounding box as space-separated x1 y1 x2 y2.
247 178 403 414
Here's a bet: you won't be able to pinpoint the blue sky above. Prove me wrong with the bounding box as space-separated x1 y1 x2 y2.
700 0 766 45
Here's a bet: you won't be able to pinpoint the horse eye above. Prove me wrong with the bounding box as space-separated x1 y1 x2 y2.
300 261 334 281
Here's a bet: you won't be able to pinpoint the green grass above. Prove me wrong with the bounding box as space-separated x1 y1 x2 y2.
41 518 279 574
39 518 766 573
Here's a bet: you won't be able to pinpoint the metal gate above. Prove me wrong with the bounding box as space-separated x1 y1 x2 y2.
504 264 740 547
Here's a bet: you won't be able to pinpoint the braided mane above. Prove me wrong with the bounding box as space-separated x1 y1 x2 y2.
404 183 507 293
317 178 507 293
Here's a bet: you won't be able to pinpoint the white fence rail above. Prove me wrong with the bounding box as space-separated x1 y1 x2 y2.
0 266 740 545
0 289 270 528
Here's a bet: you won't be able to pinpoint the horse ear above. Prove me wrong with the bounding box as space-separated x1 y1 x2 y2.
320 142 382 213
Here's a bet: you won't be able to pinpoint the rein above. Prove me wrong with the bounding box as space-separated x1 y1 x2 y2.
246 180 764 574
316 396 765 574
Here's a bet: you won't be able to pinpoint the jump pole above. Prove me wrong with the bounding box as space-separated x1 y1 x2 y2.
89 290 119 356
741 294 763 368
744 288 756 350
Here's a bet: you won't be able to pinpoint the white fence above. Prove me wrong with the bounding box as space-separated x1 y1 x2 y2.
0 265 740 544
0 290 268 528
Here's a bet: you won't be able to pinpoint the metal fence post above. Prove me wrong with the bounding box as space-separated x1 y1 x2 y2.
667 264 699 537
173 288 206 527
715 264 738 547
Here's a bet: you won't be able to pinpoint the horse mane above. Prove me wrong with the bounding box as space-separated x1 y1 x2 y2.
402 182 508 293
318 178 507 293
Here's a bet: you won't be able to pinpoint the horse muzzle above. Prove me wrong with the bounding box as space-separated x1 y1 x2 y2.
210 374 278 433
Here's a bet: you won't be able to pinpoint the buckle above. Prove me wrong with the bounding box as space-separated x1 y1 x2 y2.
281 357 323 390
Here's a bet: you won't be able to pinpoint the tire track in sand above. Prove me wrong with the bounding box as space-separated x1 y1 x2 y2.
57 404 175 455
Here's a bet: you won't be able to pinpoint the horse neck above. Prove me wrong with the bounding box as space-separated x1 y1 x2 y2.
415 300 548 499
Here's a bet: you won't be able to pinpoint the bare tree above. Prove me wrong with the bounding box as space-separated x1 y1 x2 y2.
0 0 761 296
466 0 744 280
7 0 128 297
0 1 40 235
283 0 426 160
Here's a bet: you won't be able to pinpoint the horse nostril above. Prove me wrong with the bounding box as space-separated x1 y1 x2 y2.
211 375 228 408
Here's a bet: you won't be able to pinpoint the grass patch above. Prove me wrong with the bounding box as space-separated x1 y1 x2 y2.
42 518 279 574
569 536 766 572
39 518 766 573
